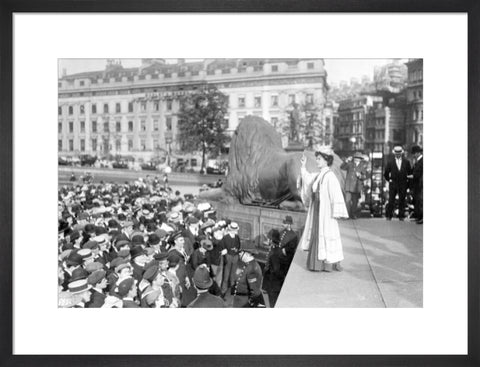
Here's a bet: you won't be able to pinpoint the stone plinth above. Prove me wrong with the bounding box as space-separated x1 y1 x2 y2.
213 202 307 263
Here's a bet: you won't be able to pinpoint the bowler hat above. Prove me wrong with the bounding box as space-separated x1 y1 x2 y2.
131 234 145 244
130 245 146 260
193 265 213 289
411 145 423 154
70 267 89 282
148 234 161 245
66 251 83 266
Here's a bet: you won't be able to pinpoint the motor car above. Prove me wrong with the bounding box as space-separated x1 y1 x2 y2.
112 161 129 169
58 156 70 166
141 162 157 171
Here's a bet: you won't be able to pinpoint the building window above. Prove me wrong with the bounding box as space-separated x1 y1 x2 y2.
166 117 172 130
141 120 146 131
116 103 121 113
306 94 314 104
104 103 109 114
420 109 423 120
307 62 314 69
153 139 159 149
154 120 159 131
69 139 74 151
69 121 74 133
115 139 121 151
92 120 97 133
141 140 146 151
238 96 245 108
128 139 133 151
68 106 73 115
271 95 278 107
141 102 146 112
154 102 159 111
92 138 97 151
116 121 121 132
80 81 85 86
167 100 172 111
272 65 278 72
58 122 62 133
288 94 296 105
80 139 85 152
104 122 109 132
128 121 133 132
80 121 85 133
419 90 423 98
254 96 262 108
58 106 62 116
80 105 85 114
92 104 97 114
271 117 278 128
58 139 62 151
128 102 133 113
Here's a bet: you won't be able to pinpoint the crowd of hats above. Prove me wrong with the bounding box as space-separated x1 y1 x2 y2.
57 177 251 308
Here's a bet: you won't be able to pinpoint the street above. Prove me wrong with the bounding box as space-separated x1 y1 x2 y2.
58 166 223 195
276 218 423 308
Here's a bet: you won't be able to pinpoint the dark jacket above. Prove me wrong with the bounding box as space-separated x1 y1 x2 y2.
412 156 423 190
187 291 226 308
341 160 367 193
235 260 263 298
85 289 106 308
279 229 298 262
384 157 412 189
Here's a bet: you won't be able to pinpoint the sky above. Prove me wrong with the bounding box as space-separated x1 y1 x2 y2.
58 58 394 85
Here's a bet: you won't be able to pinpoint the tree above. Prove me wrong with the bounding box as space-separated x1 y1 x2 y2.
177 87 230 173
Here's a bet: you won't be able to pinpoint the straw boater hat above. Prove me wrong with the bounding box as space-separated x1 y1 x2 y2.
392 146 404 154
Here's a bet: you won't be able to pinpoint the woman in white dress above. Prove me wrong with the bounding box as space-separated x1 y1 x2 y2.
298 147 349 272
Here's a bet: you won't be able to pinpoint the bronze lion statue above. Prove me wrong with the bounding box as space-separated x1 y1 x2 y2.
200 116 344 209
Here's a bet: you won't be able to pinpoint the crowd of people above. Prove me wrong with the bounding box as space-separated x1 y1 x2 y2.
57 178 269 308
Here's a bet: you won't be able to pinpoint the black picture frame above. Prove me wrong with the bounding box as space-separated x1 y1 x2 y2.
1 1 478 366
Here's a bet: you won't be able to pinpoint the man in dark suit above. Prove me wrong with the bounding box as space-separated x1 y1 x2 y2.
341 152 367 219
384 146 412 221
409 145 423 224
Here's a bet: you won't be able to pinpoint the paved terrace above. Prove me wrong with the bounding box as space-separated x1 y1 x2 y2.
276 218 423 308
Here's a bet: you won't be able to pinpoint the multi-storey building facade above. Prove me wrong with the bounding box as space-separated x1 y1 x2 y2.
334 95 382 156
365 98 407 154
58 58 327 160
404 59 423 148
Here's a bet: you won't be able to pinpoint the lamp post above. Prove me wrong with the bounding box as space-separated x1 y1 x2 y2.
350 136 357 155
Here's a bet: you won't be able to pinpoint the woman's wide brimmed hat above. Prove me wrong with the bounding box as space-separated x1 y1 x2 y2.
316 145 334 156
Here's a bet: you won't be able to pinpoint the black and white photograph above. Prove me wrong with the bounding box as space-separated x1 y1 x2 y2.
9 11 471 360
57 58 423 309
